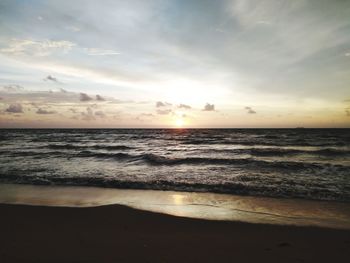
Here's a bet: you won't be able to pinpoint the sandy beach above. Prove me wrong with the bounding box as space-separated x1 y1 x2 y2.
1 203 349 263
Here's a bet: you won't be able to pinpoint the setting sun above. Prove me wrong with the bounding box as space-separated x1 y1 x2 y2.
175 118 185 128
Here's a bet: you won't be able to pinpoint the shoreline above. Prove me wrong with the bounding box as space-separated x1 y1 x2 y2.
1 202 350 263
1 183 350 229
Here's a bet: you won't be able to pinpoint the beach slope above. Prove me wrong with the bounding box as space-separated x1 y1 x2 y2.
0 203 349 263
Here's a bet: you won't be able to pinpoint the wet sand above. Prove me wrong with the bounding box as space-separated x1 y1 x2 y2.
0 203 349 263
1 184 350 229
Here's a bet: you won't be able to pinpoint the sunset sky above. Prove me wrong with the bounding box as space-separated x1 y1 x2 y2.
0 0 349 128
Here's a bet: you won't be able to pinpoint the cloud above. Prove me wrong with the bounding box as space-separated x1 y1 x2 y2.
0 88 133 106
96 94 105 101
202 103 215 111
81 107 95 121
346 107 350 117
0 89 78 104
5 103 23 113
156 109 172 115
0 39 75 57
36 108 56 114
80 93 93 102
94 110 106 118
2 85 24 92
245 106 257 114
44 75 59 83
156 101 172 107
140 113 154 117
84 48 120 56
178 104 191 109
66 26 80 32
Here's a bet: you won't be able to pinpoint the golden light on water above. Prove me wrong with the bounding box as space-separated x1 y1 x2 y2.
172 194 185 205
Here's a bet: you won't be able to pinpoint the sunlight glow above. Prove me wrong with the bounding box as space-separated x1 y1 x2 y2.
175 118 185 128
172 194 185 205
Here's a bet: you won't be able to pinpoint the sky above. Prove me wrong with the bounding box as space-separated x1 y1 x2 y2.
0 0 349 128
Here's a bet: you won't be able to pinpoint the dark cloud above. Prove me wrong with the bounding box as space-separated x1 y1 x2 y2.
178 104 191 109
96 94 105 101
156 101 172 107
245 106 257 114
202 103 215 111
44 75 59 83
5 103 23 113
2 85 24 92
36 108 56 114
80 93 93 101
156 109 172 115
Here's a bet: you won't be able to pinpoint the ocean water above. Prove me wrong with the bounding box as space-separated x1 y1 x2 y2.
0 129 349 202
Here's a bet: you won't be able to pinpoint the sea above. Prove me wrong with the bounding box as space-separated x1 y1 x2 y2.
0 128 349 202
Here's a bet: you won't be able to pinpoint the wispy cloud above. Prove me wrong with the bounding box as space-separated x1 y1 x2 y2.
245 106 257 114
66 26 80 32
2 85 24 92
156 101 172 107
84 48 120 56
140 113 154 117
0 39 75 57
81 107 95 121
36 108 56 114
94 110 106 118
156 109 172 115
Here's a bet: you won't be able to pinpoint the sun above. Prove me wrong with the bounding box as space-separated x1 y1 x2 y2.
175 118 185 128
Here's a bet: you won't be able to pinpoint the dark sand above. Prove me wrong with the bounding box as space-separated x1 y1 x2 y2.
0 203 349 263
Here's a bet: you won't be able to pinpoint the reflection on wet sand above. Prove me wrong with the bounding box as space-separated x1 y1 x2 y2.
0 183 349 229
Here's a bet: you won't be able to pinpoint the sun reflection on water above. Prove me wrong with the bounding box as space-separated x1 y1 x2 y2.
172 194 185 205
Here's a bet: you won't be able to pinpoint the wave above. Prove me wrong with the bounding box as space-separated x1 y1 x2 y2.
1 150 349 172
181 139 347 147
0 173 348 202
214 148 350 157
46 144 133 151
